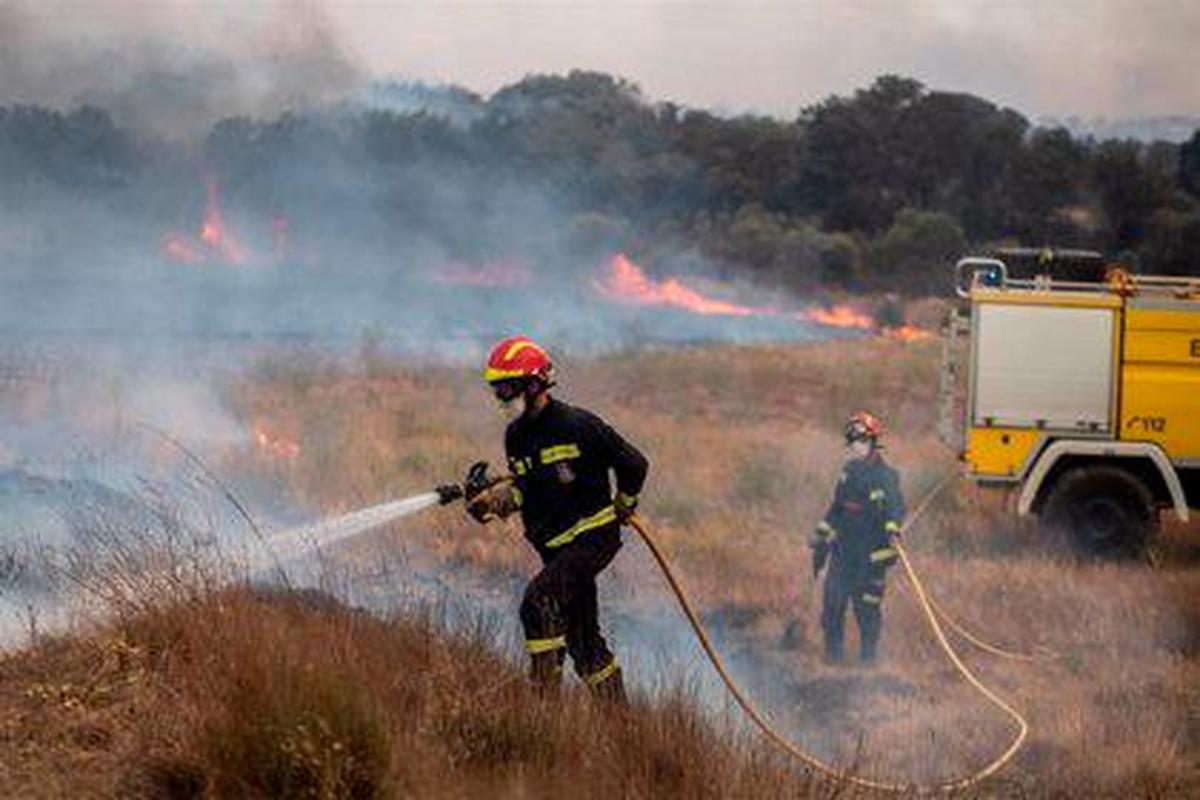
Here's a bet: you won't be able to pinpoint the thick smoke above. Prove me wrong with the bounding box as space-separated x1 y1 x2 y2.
0 0 361 139
0 66 839 359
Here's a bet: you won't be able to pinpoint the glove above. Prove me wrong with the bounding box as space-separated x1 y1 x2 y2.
614 491 638 523
463 461 499 524
468 484 521 524
467 495 495 524
811 546 828 580
463 461 494 502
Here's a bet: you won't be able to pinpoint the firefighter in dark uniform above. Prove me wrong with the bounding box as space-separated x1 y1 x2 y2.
811 412 905 665
463 336 648 700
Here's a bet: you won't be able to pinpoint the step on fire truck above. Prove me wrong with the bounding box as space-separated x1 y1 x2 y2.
941 249 1200 556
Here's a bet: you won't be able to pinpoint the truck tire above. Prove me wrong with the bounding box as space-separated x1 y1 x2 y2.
1041 465 1157 558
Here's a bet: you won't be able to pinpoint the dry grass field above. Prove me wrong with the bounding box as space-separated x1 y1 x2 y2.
2 338 1198 797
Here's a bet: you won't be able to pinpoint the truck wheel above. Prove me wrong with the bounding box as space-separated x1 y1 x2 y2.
1041 465 1157 558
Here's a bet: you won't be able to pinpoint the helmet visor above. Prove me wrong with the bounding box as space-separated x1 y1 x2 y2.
844 422 873 445
491 378 528 403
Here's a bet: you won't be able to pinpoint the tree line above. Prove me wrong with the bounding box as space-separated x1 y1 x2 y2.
2 72 1198 295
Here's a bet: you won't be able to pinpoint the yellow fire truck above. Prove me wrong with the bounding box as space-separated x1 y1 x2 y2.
942 249 1200 555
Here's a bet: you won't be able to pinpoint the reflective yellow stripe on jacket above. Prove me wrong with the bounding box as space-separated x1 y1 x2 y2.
540 444 581 464
544 505 617 549
870 546 897 563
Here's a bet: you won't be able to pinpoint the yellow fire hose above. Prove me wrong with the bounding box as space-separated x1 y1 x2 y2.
924 593 1060 663
628 471 1032 792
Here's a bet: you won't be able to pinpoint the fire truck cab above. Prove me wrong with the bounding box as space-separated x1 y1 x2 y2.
942 249 1200 555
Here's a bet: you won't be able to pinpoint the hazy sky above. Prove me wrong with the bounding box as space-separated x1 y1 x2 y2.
5 1 1199 120
320 0 1200 118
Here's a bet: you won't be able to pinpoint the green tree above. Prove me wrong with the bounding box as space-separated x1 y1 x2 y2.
1139 206 1200 276
868 209 966 294
1177 129 1200 197
800 76 1029 239
1010 127 1089 242
800 75 927 233
1091 139 1172 249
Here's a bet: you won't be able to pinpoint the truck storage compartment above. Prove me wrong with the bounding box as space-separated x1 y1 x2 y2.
972 301 1116 431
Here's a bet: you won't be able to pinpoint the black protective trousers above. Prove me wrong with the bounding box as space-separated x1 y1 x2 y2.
820 566 886 663
519 526 621 682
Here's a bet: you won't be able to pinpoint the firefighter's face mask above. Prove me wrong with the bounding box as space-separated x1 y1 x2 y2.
845 438 873 461
492 379 524 418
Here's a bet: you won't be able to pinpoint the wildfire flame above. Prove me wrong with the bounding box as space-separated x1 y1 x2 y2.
597 253 933 341
881 324 934 343
163 174 283 266
798 305 874 330
595 253 770 316
251 422 300 461
199 176 248 264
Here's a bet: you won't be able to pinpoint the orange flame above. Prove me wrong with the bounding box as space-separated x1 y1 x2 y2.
199 175 248 264
163 174 252 265
881 324 934 343
798 304 874 330
596 253 770 316
596 253 933 343
251 422 300 461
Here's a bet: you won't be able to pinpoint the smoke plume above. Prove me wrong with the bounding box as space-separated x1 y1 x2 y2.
0 0 361 139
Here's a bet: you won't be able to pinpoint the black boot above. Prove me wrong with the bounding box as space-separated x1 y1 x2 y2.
859 602 882 667
859 635 879 667
823 631 845 665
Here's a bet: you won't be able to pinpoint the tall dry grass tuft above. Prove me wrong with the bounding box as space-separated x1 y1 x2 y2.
2 588 835 798
136 592 394 798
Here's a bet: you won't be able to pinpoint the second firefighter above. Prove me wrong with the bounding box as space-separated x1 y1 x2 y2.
810 411 905 665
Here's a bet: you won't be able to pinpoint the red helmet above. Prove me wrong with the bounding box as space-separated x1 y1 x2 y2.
483 336 553 386
844 411 883 444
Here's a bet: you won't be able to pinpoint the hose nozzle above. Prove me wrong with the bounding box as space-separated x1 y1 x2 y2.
437 461 509 507
435 483 464 505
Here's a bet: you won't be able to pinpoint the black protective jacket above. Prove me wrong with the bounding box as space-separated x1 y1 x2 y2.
811 452 905 583
505 398 648 559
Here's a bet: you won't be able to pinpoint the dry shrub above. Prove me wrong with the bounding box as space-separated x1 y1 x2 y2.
199 651 391 798
126 592 396 799
2 588 833 798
